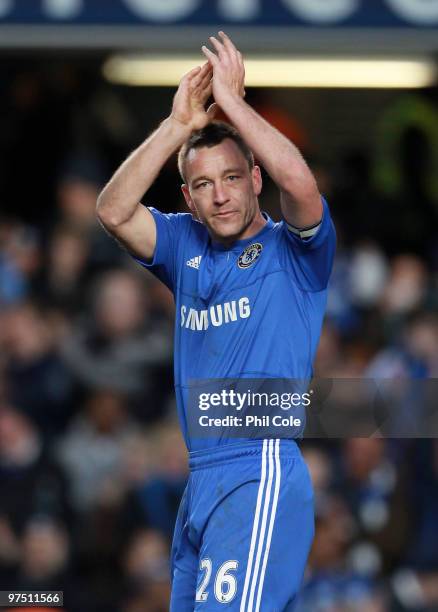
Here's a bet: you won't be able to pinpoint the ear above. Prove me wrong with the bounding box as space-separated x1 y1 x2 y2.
181 184 196 214
251 165 263 197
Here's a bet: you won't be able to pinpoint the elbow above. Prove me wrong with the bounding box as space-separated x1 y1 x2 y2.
96 189 106 220
96 194 110 226
96 195 121 230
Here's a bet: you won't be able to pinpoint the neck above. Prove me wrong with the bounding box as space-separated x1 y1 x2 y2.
214 209 267 248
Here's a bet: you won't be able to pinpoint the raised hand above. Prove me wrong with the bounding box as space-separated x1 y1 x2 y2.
201 31 245 107
170 62 217 131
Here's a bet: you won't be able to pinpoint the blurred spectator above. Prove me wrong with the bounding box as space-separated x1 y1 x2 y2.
349 243 389 310
313 323 344 376
388 443 438 612
0 405 71 539
119 431 154 489
390 567 438 611
367 312 438 380
35 224 91 315
404 314 438 376
61 268 173 421
296 495 386 612
302 445 335 513
337 439 410 574
325 249 362 337
56 156 104 228
1 301 75 435
11 517 86 611
122 423 188 539
405 440 438 572
120 529 171 612
55 390 144 609
54 155 124 269
0 219 41 307
381 256 428 319
0 515 20 587
56 389 139 514
326 241 389 341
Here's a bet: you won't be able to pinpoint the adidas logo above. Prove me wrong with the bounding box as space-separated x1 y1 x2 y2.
186 255 202 270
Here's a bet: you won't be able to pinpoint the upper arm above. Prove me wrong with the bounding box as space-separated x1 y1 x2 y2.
280 184 323 230
278 154 322 228
99 203 157 261
280 197 336 292
128 208 188 291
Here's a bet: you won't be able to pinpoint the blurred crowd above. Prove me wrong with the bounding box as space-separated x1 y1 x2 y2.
0 66 438 611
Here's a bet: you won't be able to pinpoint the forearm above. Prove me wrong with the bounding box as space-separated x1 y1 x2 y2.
223 95 316 194
219 94 321 226
97 116 190 227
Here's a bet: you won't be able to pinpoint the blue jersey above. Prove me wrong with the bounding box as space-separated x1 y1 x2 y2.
135 198 335 451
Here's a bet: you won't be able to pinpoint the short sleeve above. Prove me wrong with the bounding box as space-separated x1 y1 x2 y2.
279 197 336 292
131 206 182 291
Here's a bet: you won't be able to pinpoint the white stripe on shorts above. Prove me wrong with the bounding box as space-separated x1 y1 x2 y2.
255 438 281 611
240 439 281 612
240 439 268 612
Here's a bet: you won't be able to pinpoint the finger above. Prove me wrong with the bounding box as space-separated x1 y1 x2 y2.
198 61 211 76
191 63 209 88
201 45 218 65
192 62 212 91
219 31 241 66
193 74 212 103
218 32 242 75
198 66 213 92
199 60 213 76
206 102 219 122
218 31 237 54
209 36 226 58
200 81 213 104
185 66 202 79
180 65 201 87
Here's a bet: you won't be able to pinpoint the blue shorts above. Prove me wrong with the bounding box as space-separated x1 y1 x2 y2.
170 439 314 611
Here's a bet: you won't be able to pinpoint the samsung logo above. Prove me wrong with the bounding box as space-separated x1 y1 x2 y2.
180 297 250 331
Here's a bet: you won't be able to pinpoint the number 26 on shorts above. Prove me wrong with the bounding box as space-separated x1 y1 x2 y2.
196 558 239 604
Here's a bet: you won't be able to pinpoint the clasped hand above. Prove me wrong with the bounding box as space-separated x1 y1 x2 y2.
171 31 245 132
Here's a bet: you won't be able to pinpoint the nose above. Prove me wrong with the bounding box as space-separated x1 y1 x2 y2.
213 181 229 205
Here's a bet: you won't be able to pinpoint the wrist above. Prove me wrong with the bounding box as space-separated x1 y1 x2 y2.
214 90 244 110
163 115 193 142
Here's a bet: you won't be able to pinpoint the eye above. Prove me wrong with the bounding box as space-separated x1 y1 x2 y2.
195 181 210 189
227 175 239 182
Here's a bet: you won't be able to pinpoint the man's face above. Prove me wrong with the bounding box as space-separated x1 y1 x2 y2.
181 139 262 243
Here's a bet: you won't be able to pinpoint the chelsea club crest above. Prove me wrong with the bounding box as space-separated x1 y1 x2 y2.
238 243 263 269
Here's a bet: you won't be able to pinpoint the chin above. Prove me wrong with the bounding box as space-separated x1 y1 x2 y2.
212 221 244 241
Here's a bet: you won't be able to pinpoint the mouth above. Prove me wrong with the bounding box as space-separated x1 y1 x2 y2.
214 210 238 219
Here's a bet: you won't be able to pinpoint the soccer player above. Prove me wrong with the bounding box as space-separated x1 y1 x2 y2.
97 32 335 611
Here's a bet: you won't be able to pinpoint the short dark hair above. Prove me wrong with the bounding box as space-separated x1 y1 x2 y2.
177 121 254 182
